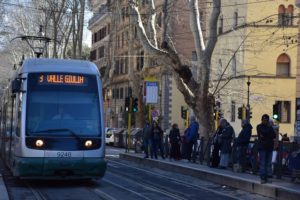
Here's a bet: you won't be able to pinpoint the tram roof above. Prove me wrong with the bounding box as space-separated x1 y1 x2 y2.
18 58 100 75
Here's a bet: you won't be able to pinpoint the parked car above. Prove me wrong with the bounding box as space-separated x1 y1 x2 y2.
105 128 116 145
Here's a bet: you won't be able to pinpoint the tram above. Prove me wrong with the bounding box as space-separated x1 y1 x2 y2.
0 58 106 179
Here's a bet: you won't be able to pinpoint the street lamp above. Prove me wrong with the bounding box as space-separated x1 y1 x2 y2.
11 25 51 58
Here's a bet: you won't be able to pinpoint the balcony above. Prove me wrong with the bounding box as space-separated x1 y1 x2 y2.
88 4 109 28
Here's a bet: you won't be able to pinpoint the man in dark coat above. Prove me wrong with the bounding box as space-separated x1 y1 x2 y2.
257 114 276 184
219 119 235 169
151 121 165 159
169 123 181 160
236 119 252 172
211 124 223 168
143 120 153 158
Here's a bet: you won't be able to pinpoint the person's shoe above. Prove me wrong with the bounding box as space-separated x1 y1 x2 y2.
144 156 149 159
260 178 267 184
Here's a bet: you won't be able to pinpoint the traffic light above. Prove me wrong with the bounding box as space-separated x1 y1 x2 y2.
273 102 280 121
181 106 187 119
125 97 130 112
238 107 243 119
246 107 252 119
132 97 138 113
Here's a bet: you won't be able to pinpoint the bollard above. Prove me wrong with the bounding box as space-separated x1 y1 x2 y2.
199 137 205 164
276 141 283 179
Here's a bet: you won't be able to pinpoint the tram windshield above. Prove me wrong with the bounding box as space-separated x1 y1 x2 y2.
26 73 101 137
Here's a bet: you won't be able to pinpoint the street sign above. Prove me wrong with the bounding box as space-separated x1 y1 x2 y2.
145 81 158 104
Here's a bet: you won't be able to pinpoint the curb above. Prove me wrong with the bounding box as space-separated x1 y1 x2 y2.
0 174 9 200
119 153 299 200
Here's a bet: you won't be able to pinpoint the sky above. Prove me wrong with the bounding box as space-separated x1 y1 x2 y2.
83 11 93 48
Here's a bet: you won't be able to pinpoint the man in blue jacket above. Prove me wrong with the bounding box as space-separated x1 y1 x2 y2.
184 116 199 162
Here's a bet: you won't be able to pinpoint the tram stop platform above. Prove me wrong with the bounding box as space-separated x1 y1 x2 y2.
119 152 300 200
0 173 9 200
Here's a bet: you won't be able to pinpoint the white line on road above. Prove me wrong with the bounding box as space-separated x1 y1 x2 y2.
93 188 118 200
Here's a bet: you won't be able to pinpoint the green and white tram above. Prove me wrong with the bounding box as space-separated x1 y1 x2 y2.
0 58 106 179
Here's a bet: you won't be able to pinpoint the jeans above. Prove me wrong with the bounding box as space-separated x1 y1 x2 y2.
144 138 153 158
220 153 230 168
259 150 273 180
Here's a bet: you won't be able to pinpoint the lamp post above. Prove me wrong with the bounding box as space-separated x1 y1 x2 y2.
247 76 251 121
11 25 51 58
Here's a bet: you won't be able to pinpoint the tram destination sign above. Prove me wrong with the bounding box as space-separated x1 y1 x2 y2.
38 74 88 86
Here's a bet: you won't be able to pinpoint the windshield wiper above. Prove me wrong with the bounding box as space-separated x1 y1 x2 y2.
30 128 81 140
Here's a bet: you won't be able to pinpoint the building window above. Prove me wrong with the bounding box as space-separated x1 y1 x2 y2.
219 15 223 34
287 5 294 26
192 51 197 61
136 51 144 70
276 53 290 77
278 5 285 26
98 46 105 59
232 55 236 76
115 60 119 75
125 56 128 73
278 5 294 26
90 50 96 61
231 101 236 122
120 87 124 99
233 11 238 27
120 58 124 74
275 101 291 123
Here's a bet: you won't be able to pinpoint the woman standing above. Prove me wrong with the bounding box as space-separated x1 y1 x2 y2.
169 123 181 160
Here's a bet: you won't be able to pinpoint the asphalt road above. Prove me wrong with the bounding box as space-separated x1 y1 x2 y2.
0 147 272 200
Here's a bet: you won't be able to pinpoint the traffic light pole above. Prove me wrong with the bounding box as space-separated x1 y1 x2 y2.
127 97 132 152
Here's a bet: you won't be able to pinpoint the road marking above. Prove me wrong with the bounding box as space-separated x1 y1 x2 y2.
93 188 118 200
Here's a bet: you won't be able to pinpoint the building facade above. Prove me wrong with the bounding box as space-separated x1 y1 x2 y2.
88 0 208 131
213 0 299 136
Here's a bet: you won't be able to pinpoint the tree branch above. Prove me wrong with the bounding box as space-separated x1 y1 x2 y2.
204 0 221 58
212 32 250 96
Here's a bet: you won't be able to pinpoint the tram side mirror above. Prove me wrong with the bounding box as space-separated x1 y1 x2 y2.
11 79 21 93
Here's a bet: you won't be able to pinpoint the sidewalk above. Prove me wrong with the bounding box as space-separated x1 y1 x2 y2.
119 152 300 200
0 173 9 200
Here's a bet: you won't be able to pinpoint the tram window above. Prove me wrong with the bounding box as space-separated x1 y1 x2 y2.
26 74 101 137
16 93 22 137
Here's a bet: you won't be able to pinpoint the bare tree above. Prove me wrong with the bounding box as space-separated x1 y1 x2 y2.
129 0 221 139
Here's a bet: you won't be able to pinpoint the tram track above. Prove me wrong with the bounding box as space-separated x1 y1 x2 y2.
107 159 240 200
24 181 49 200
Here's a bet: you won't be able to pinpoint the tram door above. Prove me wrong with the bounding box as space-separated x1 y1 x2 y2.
7 95 16 167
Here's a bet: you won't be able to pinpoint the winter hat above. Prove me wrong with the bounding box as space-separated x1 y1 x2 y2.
261 114 270 121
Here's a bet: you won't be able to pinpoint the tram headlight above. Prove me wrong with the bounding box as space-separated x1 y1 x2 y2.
35 139 44 148
85 140 93 148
